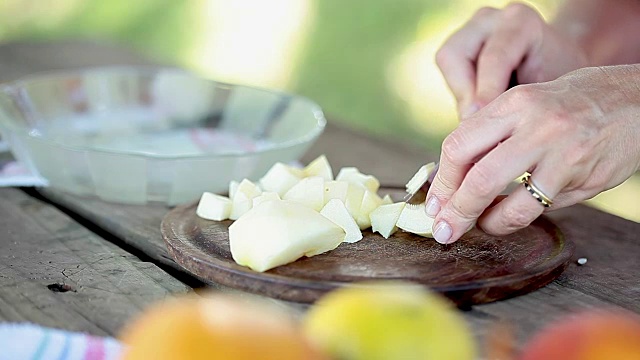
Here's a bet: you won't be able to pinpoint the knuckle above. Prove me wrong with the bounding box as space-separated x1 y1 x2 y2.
441 131 469 166
506 84 538 105
466 165 498 198
433 169 458 194
500 203 536 231
563 142 591 167
479 48 510 66
540 110 578 140
503 2 535 18
435 47 450 69
473 6 497 19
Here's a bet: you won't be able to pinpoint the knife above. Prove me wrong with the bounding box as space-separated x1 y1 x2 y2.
403 162 439 205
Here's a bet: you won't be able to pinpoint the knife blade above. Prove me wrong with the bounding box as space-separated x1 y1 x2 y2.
403 162 439 205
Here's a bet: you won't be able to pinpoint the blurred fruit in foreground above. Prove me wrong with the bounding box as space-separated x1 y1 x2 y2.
519 309 640 360
119 294 328 360
303 281 476 360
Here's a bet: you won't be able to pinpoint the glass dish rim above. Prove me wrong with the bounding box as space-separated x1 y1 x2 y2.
0 65 326 160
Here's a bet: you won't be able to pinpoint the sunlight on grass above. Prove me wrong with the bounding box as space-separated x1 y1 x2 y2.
186 0 312 90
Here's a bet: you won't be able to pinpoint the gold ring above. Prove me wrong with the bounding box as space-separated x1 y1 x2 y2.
522 175 553 208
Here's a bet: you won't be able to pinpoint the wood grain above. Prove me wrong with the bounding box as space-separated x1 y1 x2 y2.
33 170 640 348
161 188 573 305
0 188 190 336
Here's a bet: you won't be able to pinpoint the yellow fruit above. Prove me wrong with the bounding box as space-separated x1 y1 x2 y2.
303 282 476 360
120 294 328 360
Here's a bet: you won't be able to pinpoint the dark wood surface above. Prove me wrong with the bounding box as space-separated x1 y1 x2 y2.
0 188 190 336
162 188 574 305
0 41 638 348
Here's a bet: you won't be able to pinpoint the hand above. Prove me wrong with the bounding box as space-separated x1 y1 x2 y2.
436 3 590 118
425 65 640 244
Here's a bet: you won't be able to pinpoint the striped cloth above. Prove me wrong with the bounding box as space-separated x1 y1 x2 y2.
0 323 122 360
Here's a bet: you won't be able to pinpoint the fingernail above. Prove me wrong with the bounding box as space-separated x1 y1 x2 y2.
425 196 440 218
433 221 453 244
461 103 480 119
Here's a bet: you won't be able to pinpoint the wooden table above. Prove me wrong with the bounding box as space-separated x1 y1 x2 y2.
1 41 638 349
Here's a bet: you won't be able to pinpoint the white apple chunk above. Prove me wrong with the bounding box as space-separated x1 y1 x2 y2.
343 183 366 219
381 194 393 205
228 180 240 200
229 200 345 272
259 162 304 197
396 203 435 237
236 178 262 198
405 162 436 195
324 180 349 205
252 191 281 207
370 202 405 238
336 167 380 193
320 199 363 243
229 192 252 220
229 179 262 220
283 176 325 211
196 192 232 221
304 155 333 180
356 190 382 230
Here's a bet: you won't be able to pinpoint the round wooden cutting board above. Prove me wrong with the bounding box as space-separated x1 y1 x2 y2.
161 187 574 306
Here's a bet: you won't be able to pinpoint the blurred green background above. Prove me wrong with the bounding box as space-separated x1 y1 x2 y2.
0 0 637 221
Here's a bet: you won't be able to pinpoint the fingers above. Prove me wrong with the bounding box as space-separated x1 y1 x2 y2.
436 3 546 117
426 107 514 219
436 7 498 117
474 4 542 106
478 165 566 236
431 136 539 244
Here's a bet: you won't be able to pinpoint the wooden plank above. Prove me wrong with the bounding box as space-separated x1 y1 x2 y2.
37 188 178 270
0 188 190 336
464 281 634 348
37 188 640 328
546 205 640 311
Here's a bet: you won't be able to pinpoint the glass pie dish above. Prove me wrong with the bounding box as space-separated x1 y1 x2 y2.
0 66 325 205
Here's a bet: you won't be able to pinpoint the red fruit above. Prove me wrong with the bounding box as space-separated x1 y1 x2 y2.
520 309 640 360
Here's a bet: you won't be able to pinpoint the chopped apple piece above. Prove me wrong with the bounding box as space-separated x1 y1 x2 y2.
229 192 252 221
196 192 232 221
396 203 435 237
228 180 240 200
344 183 366 219
229 179 262 220
381 194 393 205
324 180 349 205
320 199 363 243
405 162 436 195
252 192 281 207
370 202 405 238
283 176 325 211
336 167 380 193
236 179 262 198
229 200 345 272
356 190 382 229
259 162 304 197
304 155 333 180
